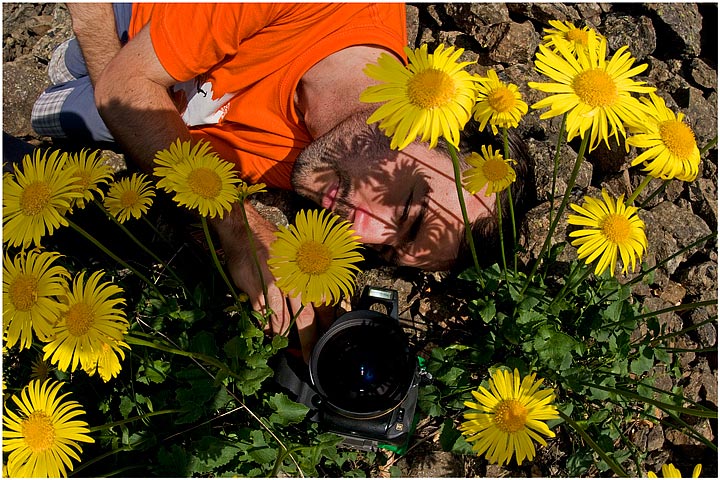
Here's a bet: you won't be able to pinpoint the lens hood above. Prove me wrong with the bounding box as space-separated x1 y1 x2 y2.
309 309 416 419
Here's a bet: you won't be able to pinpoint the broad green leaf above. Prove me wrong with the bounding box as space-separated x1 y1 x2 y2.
268 393 310 426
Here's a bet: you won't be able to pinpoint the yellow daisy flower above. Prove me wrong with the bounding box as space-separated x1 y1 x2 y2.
528 35 655 152
542 19 606 55
154 139 241 219
626 92 701 182
65 149 114 209
268 209 364 305
460 368 559 466
30 353 54 382
83 340 130 383
42 270 129 378
3 249 70 350
360 43 480 149
462 145 517 196
2 149 82 249
237 180 267 202
104 173 156 223
2 379 94 478
473 69 528 135
568 189 648 276
648 463 702 478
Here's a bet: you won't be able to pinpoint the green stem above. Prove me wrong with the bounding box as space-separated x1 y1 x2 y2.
626 174 653 205
447 143 481 274
633 298 717 320
550 261 592 308
125 334 243 382
66 219 166 301
638 179 670 208
238 200 271 321
699 134 717 156
88 409 183 432
502 127 518 274
594 232 716 305
523 131 590 294
69 445 135 477
281 303 306 337
547 113 568 228
93 200 189 295
635 316 716 347
141 215 173 245
579 382 717 418
201 216 239 302
558 410 628 477
495 193 508 285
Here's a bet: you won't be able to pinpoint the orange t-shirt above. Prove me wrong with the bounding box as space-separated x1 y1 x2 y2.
128 3 407 189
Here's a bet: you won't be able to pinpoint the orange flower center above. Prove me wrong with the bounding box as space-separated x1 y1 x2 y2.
482 157 511 182
407 68 457 109
20 182 52 216
119 190 141 208
10 273 38 311
601 213 632 244
573 68 618 107
65 302 94 337
659 119 696 159
21 411 55 452
187 167 222 199
487 87 516 113
566 28 589 45
296 240 332 275
493 399 528 433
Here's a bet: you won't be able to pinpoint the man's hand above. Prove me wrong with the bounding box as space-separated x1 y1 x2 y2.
213 202 318 362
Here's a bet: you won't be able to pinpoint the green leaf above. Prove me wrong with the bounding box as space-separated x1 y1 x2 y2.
192 437 242 472
471 298 496 323
137 358 171 385
534 327 578 370
630 345 655 375
119 395 134 419
268 393 310 426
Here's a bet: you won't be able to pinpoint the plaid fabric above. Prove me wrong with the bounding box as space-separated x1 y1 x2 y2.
31 88 72 138
47 39 78 85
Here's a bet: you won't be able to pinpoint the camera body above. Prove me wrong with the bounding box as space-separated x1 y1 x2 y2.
274 286 420 451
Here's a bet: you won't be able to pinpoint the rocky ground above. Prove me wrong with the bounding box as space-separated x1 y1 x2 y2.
3 2 718 477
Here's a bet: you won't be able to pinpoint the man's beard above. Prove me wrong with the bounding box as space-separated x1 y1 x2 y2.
291 143 356 222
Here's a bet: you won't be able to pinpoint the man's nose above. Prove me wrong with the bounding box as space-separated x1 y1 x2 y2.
351 206 397 245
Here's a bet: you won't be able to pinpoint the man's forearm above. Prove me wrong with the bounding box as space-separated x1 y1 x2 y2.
67 3 122 85
94 24 190 172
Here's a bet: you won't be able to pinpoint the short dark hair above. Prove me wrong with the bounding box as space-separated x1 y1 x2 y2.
453 125 535 271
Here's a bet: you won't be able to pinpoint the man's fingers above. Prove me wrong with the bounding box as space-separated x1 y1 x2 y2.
289 296 318 363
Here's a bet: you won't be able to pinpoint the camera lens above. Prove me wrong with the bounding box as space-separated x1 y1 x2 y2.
311 317 414 417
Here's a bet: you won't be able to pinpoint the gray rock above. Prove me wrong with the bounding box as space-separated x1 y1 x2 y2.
444 3 510 32
602 14 656 59
641 201 712 275
2 57 50 137
689 178 718 231
529 139 593 203
488 21 539 65
690 58 718 90
506 3 581 24
406 5 420 47
685 87 718 148
646 3 702 57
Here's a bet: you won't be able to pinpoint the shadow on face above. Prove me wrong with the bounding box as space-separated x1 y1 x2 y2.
292 113 494 270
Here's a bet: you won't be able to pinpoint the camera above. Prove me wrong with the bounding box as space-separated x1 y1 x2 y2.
274 286 421 452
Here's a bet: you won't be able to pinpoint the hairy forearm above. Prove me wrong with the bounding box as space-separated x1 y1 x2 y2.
95 75 190 172
67 3 122 85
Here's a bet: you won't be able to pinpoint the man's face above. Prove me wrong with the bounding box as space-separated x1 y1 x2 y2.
292 118 494 270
